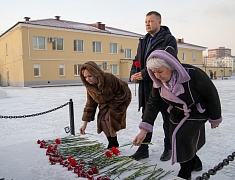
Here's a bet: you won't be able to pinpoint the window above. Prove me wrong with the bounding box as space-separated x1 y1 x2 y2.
192 53 196 61
110 43 118 54
110 65 118 75
98 64 103 70
74 40 84 52
74 64 82 76
33 36 46 50
59 64 65 76
34 64 40 77
52 38 64 50
125 48 132 59
103 62 108 70
92 41 102 53
182 53 186 61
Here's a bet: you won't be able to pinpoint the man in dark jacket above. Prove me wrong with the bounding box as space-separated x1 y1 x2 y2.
129 11 178 161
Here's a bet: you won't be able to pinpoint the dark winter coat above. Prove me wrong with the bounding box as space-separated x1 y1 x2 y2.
80 61 132 134
139 50 222 164
130 26 178 111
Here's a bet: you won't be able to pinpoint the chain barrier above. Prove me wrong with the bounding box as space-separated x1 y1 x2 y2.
196 151 235 180
64 126 70 133
0 102 69 119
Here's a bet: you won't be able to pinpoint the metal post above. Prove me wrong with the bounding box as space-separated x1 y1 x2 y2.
69 99 75 135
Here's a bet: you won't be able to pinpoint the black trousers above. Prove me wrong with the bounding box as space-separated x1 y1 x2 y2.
137 101 171 152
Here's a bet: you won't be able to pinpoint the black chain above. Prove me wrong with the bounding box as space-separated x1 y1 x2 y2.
196 151 235 180
0 102 69 119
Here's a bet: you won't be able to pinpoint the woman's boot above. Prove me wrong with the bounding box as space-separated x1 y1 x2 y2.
191 154 202 172
107 136 112 149
178 160 192 180
111 136 119 148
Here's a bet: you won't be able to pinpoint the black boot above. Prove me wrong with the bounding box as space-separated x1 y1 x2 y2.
178 161 192 180
160 150 172 161
191 154 202 172
107 136 112 149
129 132 151 160
111 136 119 148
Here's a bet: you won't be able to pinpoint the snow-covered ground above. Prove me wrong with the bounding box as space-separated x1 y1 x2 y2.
0 76 235 180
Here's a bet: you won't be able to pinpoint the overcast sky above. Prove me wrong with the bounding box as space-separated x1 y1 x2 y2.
1 0 235 55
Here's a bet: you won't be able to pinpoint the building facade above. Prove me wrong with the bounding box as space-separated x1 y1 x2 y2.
204 47 233 77
176 38 206 68
208 47 232 58
0 16 211 87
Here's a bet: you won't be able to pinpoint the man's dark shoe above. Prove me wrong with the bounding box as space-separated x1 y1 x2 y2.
129 151 149 161
160 150 172 161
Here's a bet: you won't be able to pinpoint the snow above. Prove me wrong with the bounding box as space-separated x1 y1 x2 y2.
0 77 235 180
0 87 7 98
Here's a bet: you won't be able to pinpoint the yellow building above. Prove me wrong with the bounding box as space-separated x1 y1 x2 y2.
177 38 206 68
0 16 208 87
177 39 232 77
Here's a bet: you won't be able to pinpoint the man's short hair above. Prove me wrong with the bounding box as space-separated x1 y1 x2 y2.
146 11 161 20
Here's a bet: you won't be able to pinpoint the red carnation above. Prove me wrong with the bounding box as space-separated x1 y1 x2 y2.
87 169 93 175
68 156 72 162
55 138 61 144
87 174 95 180
81 172 87 178
111 147 120 156
68 165 72 171
134 61 140 68
47 145 52 151
70 158 77 167
105 150 112 158
91 166 99 174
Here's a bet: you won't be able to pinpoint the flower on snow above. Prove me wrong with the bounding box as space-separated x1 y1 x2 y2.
70 158 77 167
55 138 61 144
105 150 112 158
111 147 120 156
105 147 120 158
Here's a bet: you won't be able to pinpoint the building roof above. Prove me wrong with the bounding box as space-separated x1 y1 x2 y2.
208 47 231 51
177 38 207 50
1 16 144 38
1 17 208 51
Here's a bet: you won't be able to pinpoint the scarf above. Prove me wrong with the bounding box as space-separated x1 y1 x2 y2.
163 70 177 92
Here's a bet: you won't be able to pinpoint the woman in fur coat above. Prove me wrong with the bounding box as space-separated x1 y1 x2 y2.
79 61 132 149
133 47 222 180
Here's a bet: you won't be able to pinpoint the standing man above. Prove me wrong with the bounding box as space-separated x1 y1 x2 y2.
129 11 178 161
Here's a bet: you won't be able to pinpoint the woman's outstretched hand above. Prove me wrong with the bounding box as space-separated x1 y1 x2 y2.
211 123 219 129
79 126 86 134
79 121 88 134
133 129 148 146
